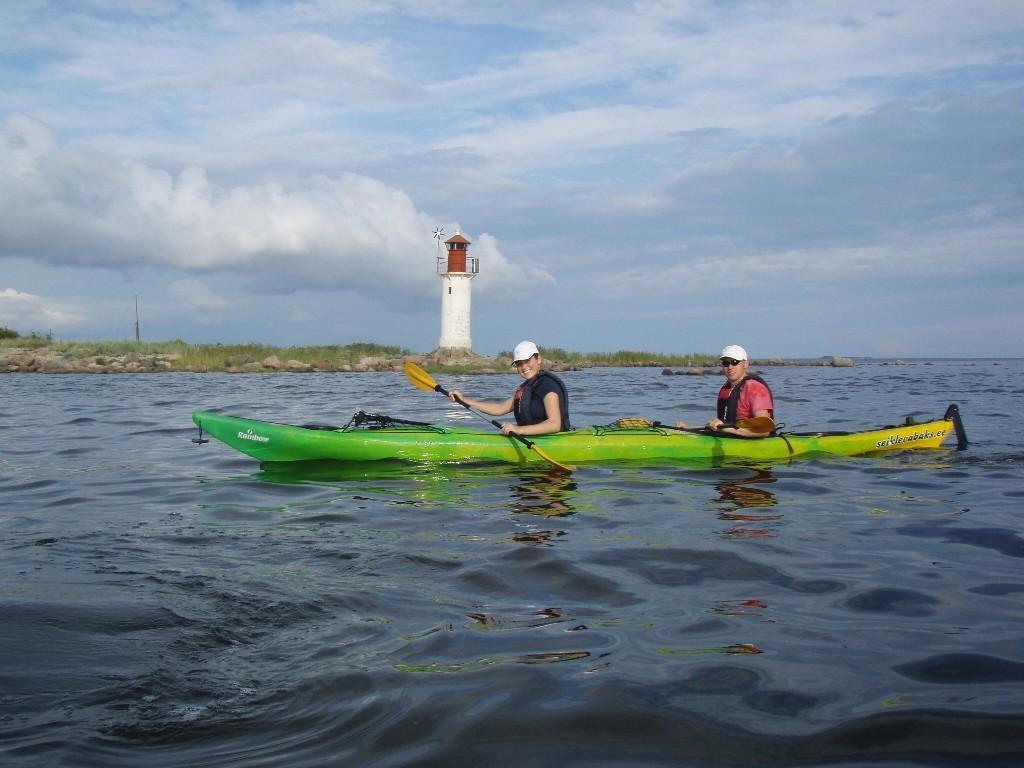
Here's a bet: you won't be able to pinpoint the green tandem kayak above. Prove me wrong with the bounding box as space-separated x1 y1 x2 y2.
191 405 967 467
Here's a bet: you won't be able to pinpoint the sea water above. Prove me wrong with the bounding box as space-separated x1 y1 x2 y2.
1 361 1023 767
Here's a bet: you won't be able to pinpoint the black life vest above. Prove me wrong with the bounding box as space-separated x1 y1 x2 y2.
717 374 774 424
514 371 571 431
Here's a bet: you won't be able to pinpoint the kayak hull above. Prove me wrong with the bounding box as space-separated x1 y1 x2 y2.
192 408 963 467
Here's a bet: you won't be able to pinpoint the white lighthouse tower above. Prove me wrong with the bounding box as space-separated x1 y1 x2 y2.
436 227 478 353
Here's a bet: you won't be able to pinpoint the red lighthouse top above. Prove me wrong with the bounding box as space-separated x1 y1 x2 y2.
445 232 470 273
436 228 475 276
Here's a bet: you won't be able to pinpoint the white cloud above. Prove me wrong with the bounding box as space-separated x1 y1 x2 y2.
110 32 421 104
596 216 1024 303
0 287 85 331
0 114 540 300
471 232 555 296
428 1 1024 169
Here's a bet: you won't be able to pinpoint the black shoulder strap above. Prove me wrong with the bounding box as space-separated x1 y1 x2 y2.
534 371 571 431
719 374 773 424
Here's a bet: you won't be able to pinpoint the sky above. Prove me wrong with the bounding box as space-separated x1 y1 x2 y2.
1 0 1022 358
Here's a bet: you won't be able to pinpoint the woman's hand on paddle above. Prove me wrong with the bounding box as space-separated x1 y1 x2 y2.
448 389 465 404
500 423 519 436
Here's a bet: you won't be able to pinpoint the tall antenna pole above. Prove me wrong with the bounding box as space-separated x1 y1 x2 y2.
134 295 140 341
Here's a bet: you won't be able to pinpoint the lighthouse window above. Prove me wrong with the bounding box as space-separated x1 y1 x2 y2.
448 287 452 294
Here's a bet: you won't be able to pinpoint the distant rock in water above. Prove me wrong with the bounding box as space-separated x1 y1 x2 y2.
659 357 858 375
662 366 713 375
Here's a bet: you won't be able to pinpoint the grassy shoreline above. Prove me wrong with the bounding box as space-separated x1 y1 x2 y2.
0 338 721 373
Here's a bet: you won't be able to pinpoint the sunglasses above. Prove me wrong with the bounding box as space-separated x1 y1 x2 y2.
720 358 743 367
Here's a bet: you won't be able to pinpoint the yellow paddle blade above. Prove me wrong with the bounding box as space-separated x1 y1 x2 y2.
403 361 438 393
527 443 575 473
734 416 775 432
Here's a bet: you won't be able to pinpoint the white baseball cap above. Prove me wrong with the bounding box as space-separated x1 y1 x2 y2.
720 344 748 361
512 340 540 364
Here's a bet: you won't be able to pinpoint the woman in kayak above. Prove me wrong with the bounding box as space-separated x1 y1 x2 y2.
448 341 571 436
676 344 774 438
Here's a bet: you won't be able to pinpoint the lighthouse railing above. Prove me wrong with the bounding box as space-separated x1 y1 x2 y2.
436 256 479 275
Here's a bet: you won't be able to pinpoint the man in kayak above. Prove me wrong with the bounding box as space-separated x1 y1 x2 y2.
448 341 571 436
676 344 774 438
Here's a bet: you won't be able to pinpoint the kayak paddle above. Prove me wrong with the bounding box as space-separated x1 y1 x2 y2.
403 362 575 472
616 416 777 434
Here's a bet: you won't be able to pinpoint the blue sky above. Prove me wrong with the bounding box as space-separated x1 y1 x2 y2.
1 0 1022 357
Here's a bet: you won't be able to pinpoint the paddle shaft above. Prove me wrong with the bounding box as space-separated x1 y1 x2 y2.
433 382 540 447
654 417 775 434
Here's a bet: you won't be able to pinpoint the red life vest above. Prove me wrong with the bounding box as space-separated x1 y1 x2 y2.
717 374 774 424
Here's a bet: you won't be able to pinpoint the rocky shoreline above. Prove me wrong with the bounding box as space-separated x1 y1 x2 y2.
0 347 523 374
2 347 179 374
2 347 891 375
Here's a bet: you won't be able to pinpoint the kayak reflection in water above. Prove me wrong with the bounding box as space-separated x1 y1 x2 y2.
676 344 774 438
714 469 783 539
448 340 571 437
715 469 779 510
509 467 578 519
